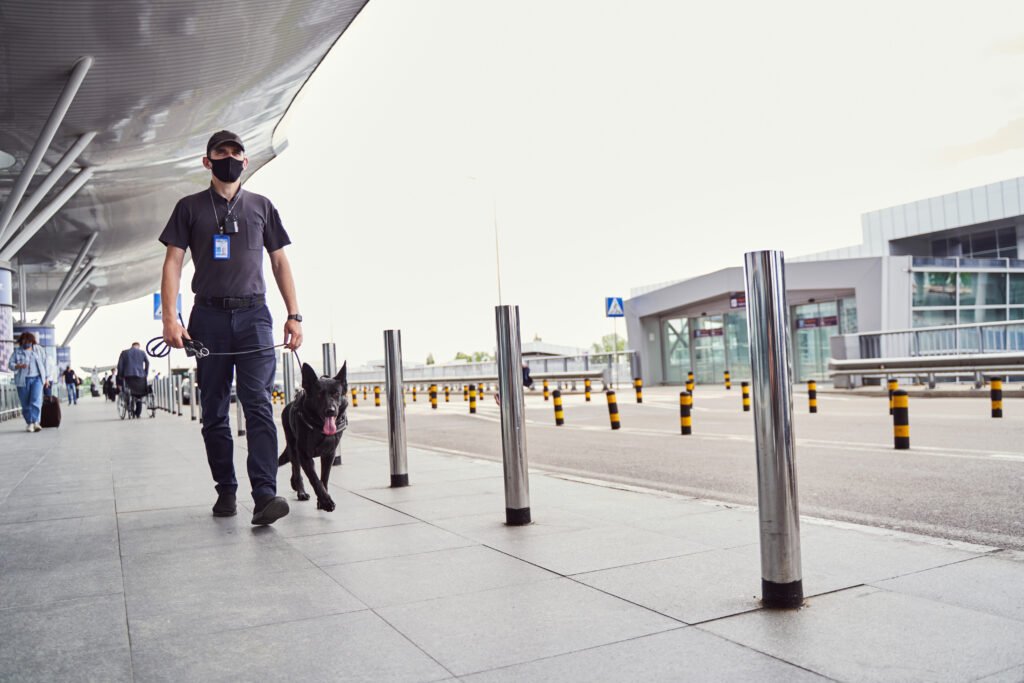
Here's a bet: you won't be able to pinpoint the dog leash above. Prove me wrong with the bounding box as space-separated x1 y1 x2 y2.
146 313 302 365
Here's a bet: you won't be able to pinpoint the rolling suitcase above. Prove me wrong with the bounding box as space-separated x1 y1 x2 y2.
40 395 62 428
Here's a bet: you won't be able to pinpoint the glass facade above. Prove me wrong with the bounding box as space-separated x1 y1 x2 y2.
912 263 1024 327
724 311 750 381
692 315 726 385
661 317 690 384
793 301 839 381
931 227 1017 259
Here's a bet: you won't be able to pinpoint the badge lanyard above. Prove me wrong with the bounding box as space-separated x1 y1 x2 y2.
209 188 242 260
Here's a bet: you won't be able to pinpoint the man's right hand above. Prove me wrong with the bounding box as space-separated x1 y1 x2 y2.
163 320 191 349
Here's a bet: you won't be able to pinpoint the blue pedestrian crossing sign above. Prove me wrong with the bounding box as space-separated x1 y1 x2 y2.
153 293 182 321
605 297 625 317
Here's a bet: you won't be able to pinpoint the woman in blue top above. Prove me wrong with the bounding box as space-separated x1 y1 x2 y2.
7 332 51 432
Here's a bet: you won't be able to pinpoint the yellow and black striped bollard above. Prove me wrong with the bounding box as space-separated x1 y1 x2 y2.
686 371 695 393
430 384 438 410
584 378 592 402
543 379 550 401
892 389 909 450
351 387 358 408
606 390 620 430
444 386 450 403
808 380 817 413
553 389 564 426
680 391 692 435
374 385 381 407
741 381 750 412
469 384 477 414
634 378 643 404
887 378 898 415
991 379 1003 418
463 385 468 402
363 386 367 401
724 370 731 390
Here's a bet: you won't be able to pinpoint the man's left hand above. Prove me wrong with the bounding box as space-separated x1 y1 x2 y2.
284 319 303 350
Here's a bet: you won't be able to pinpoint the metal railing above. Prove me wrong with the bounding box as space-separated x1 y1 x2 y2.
857 321 1024 359
348 350 639 387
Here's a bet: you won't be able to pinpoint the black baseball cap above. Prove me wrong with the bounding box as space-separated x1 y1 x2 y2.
206 130 245 157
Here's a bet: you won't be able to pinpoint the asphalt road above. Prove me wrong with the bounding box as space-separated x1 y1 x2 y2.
344 383 1024 551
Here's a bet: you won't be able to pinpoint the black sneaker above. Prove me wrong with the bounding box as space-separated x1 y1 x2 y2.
212 491 237 517
251 495 289 526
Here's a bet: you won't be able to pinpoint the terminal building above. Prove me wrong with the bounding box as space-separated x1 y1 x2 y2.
625 177 1024 385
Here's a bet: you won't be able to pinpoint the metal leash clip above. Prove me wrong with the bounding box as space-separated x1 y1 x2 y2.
183 340 210 359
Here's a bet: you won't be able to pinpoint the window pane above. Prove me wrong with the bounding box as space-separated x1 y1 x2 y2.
913 309 956 328
1011 274 1024 305
970 231 998 256
959 308 1007 324
998 227 1017 249
1010 308 1024 321
959 272 1006 306
839 296 858 334
931 239 948 257
913 272 956 306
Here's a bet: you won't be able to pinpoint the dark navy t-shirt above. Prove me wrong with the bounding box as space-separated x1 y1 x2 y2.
158 186 291 297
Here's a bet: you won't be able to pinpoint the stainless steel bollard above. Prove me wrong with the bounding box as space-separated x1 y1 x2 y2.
189 370 196 421
384 330 409 487
322 342 337 377
744 249 803 608
236 399 245 436
496 305 531 525
282 351 296 405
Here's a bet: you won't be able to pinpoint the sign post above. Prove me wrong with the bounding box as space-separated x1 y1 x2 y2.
605 297 624 388
153 293 182 321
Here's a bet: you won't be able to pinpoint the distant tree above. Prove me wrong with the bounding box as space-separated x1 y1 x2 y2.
591 334 625 355
426 353 435 365
454 352 473 363
453 351 493 363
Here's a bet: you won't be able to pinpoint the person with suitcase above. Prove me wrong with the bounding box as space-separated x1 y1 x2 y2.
7 331 53 432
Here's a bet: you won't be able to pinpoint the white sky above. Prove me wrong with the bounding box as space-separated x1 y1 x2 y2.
60 0 1024 372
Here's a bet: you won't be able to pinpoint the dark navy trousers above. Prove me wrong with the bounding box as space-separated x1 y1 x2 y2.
189 303 278 501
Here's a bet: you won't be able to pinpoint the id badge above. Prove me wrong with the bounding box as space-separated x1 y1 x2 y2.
213 234 230 260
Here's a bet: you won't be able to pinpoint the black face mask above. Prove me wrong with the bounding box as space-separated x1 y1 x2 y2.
209 156 244 183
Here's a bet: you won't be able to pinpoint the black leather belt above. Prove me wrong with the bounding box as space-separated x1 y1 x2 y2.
195 295 266 309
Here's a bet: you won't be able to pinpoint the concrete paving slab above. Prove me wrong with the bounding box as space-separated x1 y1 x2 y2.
353 476 506 504
477 524 715 575
376 578 681 676
460 626 828 682
434 507 613 544
288 521 476 567
130 609 451 682
871 553 1024 623
323 545 557 608
700 586 1024 682
0 594 130 680
0 498 114 525
259 490 415 538
116 504 270 556
631 506 763 549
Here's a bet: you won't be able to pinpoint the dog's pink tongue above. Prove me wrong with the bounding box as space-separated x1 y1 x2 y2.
322 417 337 436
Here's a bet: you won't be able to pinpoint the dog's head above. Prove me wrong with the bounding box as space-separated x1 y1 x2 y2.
300 361 348 436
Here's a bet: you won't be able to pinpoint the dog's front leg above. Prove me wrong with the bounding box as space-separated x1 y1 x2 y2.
299 456 334 512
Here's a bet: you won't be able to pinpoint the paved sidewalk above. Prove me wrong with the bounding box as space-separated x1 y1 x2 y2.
2 399 1023 682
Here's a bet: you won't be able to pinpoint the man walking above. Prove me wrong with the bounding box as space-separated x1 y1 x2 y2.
158 130 302 526
63 366 78 405
116 342 150 418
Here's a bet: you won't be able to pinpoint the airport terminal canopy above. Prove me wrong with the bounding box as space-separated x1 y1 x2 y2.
0 0 368 328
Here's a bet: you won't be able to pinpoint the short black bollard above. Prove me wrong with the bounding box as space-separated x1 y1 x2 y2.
351 387 358 408
430 384 437 410
553 389 564 425
680 391 692 434
686 371 695 393
634 378 643 403
463 385 468 401
469 384 477 414
543 379 550 401
888 378 898 415
412 386 417 402
724 370 731 390
363 385 367 402
584 378 592 402
893 389 909 449
374 385 381 407
991 379 1003 418
606 390 620 430
808 380 817 414
444 385 450 403
741 381 750 412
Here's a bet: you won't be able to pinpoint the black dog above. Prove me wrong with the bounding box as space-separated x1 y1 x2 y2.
278 362 348 511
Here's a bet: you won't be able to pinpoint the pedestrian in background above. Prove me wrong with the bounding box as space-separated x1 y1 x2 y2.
63 366 79 405
7 332 52 432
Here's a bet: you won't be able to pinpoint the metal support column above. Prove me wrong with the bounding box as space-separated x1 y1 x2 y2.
42 234 96 324
496 305 531 525
744 250 803 608
62 303 99 347
5 132 96 238
0 168 95 260
0 56 93 243
384 330 408 487
16 262 27 322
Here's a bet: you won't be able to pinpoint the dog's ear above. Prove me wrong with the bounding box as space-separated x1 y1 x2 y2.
334 361 347 388
300 363 320 393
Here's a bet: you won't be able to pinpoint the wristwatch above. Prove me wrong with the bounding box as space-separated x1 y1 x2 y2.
287 314 303 323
